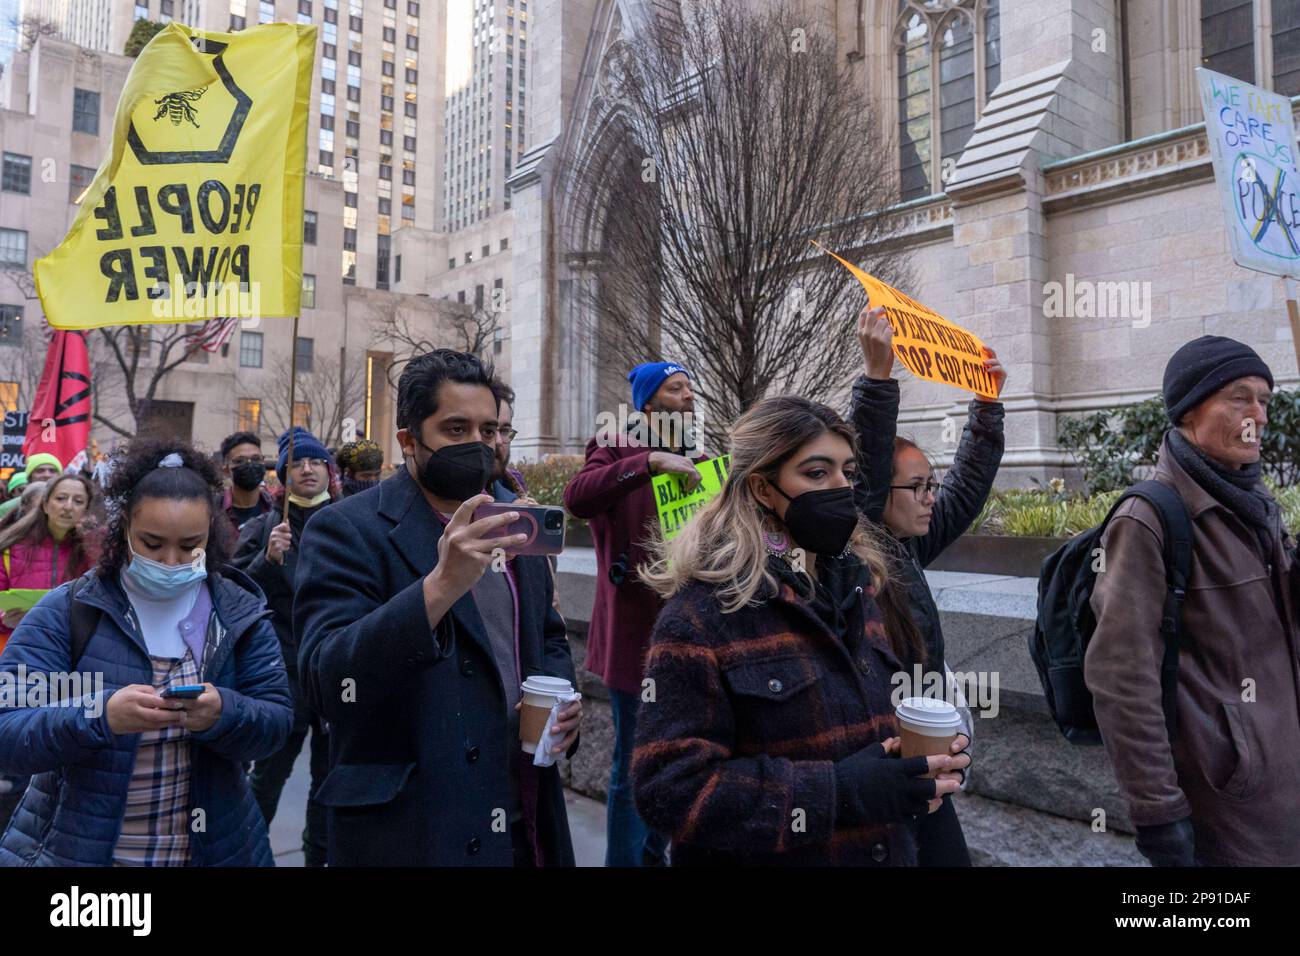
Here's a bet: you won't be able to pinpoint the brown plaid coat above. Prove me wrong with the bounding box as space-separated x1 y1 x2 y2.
631 555 919 866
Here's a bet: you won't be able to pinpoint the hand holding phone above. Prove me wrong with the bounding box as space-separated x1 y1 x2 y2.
161 685 205 700
471 502 567 556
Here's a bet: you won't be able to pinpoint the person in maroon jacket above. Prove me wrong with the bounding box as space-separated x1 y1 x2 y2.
563 362 705 866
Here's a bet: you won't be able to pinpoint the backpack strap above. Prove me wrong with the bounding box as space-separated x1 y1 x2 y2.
1118 480 1193 744
66 577 103 671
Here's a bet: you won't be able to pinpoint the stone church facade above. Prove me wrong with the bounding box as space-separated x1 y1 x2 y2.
506 0 1300 484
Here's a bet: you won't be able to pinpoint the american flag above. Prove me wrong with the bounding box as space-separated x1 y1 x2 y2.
184 316 241 353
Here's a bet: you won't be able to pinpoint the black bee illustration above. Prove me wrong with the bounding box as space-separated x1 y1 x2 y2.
153 89 206 128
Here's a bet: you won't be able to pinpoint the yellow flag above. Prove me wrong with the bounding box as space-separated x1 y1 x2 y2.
35 23 315 330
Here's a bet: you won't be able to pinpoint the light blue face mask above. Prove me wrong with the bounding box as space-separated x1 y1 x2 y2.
124 540 207 598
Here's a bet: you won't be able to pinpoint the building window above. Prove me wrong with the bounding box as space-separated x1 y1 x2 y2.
378 197 391 215
895 0 1000 201
231 14 247 29
0 305 23 347
0 229 27 267
237 397 261 433
379 163 392 179
403 168 415 185
404 102 417 117
321 77 336 94
1201 0 1300 95
407 1 419 15
73 89 100 135
1 153 31 194
299 0 313 15
69 164 96 203
295 337 315 373
304 210 318 244
500 237 509 251
346 119 361 137
344 227 357 251
406 34 418 50
301 274 316 309
382 95 395 111
395 254 402 283
376 235 391 290
345 191 358 208
350 14 363 31
381 129 393 146
449 257 456 269
239 331 264 368
404 135 416 151
383 60 395 77
406 67 418 83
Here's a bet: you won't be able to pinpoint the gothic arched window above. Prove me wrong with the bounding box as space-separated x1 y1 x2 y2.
896 0 1001 201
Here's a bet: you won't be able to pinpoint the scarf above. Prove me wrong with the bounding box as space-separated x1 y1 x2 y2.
287 490 331 509
768 551 867 642
1166 428 1277 562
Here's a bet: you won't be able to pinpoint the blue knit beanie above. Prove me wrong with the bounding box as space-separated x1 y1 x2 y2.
628 362 690 413
277 426 331 481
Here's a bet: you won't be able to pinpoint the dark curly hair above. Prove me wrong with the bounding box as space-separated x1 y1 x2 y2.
98 438 234 576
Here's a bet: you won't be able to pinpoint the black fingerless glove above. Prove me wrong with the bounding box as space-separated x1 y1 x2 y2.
833 743 936 826
1135 817 1197 867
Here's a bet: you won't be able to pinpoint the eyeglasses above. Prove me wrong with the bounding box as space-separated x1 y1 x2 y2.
890 479 941 502
498 428 518 441
294 458 328 470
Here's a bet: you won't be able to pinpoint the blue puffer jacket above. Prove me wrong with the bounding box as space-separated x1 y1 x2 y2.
0 567 292 866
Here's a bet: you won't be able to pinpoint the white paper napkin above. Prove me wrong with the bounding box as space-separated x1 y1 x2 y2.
531 691 582 767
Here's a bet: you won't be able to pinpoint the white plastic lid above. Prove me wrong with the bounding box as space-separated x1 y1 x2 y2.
895 696 962 730
521 676 574 697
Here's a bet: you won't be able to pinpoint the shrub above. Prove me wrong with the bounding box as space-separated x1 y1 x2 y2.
1058 389 1300 493
516 455 587 538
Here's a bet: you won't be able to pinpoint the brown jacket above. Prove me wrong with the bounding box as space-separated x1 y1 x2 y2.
1085 434 1300 865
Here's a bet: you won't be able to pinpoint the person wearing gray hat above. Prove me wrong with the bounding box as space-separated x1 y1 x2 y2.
1085 335 1300 866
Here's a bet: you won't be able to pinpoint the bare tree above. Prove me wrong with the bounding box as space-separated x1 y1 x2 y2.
261 349 367 447
92 325 207 437
374 300 501 386
572 0 910 443
17 14 61 50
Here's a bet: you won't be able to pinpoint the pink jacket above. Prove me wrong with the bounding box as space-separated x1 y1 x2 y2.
0 536 93 651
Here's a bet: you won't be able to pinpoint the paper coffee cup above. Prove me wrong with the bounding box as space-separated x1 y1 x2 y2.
895 696 962 776
519 676 574 754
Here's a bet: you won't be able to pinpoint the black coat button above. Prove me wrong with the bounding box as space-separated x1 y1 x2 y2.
870 842 888 862
461 659 474 676
859 659 871 675
767 678 783 693
467 837 481 855
466 746 480 763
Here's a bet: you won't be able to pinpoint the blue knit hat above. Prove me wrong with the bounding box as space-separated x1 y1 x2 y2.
628 362 690 413
276 426 331 481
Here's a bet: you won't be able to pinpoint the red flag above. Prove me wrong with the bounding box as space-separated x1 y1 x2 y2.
24 330 92 472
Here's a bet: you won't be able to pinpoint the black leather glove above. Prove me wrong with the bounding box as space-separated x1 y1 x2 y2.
1135 817 1197 867
833 743 936 826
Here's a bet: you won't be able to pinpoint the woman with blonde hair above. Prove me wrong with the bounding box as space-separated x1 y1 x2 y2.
632 395 969 865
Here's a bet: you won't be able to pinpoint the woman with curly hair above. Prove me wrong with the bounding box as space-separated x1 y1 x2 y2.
0 439 292 866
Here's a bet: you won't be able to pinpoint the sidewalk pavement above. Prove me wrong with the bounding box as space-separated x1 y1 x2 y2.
267 746 607 867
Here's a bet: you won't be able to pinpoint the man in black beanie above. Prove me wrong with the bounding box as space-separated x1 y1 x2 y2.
1085 335 1300 867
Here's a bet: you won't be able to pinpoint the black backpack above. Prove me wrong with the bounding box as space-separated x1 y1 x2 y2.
1029 480 1192 746
66 577 103 670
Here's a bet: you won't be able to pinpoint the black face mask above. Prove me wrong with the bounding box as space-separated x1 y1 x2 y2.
231 462 265 492
414 439 495 502
342 476 379 497
770 483 859 557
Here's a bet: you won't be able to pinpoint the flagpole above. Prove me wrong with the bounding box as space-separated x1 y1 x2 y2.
283 313 299 524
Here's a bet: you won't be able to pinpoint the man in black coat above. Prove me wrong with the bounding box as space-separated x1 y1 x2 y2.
233 425 336 867
294 349 581 866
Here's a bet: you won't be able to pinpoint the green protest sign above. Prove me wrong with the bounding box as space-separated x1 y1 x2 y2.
653 455 731 539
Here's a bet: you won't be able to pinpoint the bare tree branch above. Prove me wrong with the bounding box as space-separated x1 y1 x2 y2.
570 0 911 446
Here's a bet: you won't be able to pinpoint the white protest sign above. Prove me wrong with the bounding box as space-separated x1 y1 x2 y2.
1197 67 1300 278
